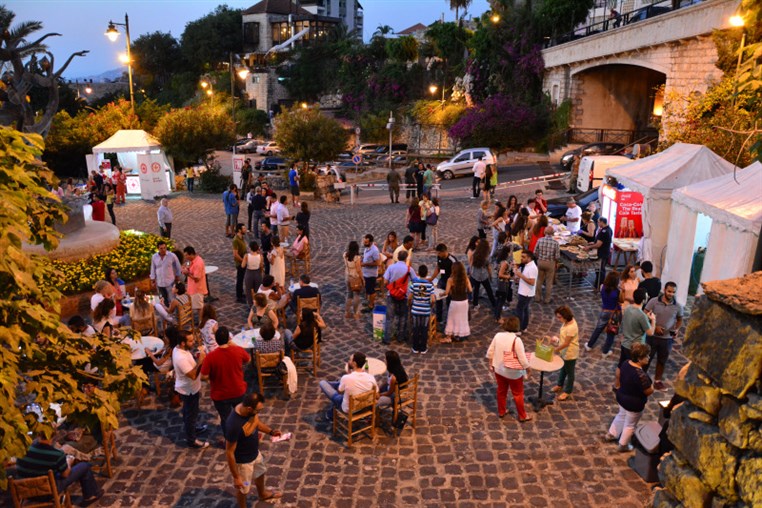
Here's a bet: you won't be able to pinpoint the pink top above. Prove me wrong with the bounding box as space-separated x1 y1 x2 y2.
187 256 208 296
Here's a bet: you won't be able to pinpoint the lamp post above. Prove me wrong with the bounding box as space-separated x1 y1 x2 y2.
105 14 135 109
386 111 395 169
729 14 746 106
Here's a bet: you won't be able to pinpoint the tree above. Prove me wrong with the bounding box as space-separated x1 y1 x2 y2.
131 31 184 97
534 0 596 39
154 103 235 167
360 112 399 143
386 36 419 62
450 0 473 23
273 106 349 162
235 107 270 137
0 127 143 488
180 5 243 72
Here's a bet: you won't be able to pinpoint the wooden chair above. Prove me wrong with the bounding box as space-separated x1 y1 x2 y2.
392 373 419 435
289 329 320 376
289 243 311 277
90 422 118 478
9 469 73 508
295 295 321 325
333 388 377 447
130 313 158 336
176 298 195 333
255 351 287 397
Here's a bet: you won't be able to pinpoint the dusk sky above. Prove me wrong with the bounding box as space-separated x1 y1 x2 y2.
7 0 491 79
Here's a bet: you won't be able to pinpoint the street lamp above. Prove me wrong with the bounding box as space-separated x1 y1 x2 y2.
729 14 746 105
105 14 135 109
386 111 395 170
491 13 501 24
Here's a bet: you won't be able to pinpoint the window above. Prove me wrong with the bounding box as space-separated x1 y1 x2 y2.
243 22 260 49
473 151 486 160
454 153 470 162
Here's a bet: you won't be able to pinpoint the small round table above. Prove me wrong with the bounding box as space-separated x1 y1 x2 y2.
123 336 164 360
231 328 282 350
205 265 219 302
366 358 387 377
528 353 565 411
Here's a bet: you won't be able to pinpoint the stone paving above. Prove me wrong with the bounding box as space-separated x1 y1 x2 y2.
93 186 686 507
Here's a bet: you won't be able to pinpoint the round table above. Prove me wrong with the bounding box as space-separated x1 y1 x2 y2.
204 265 219 302
123 336 164 360
121 298 133 309
366 358 387 376
528 353 565 411
288 282 319 293
231 328 282 350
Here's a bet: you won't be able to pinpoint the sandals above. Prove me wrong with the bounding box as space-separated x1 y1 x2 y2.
557 393 570 401
519 415 534 423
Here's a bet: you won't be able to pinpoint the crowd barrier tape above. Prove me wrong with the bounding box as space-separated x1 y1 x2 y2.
349 183 442 204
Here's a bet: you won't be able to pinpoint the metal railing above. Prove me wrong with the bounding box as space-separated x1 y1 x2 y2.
567 127 659 145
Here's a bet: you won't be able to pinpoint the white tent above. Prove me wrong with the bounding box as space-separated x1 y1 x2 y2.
606 143 735 273
662 162 762 305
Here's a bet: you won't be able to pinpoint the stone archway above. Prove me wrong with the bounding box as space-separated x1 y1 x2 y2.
570 63 666 133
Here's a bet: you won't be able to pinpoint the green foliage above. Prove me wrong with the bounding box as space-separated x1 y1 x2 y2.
299 170 317 192
135 98 171 133
385 36 419 62
131 31 185 98
180 5 243 73
542 98 572 150
274 106 349 162
235 107 270 137
410 100 467 128
534 0 596 39
424 21 471 76
0 127 143 489
48 231 173 294
198 159 232 193
154 103 235 167
360 112 398 143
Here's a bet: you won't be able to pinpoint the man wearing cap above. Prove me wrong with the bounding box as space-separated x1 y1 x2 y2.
563 198 582 233
533 227 560 304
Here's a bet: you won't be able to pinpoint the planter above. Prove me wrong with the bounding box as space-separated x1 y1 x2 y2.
59 275 153 321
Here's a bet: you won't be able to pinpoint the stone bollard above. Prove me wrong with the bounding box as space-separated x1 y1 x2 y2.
653 271 762 508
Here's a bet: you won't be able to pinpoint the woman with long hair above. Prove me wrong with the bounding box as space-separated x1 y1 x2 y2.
619 264 639 306
552 305 579 401
406 198 423 249
105 267 125 317
114 166 127 204
378 350 409 408
445 261 472 342
199 304 219 353
296 201 311 237
288 224 310 259
92 299 116 336
242 241 263 308
468 238 497 315
528 215 549 253
344 241 363 319
585 270 621 355
382 231 398 268
495 246 514 321
104 183 117 225
465 235 479 276
286 308 326 353
506 195 519 219
129 289 155 334
489 204 508 260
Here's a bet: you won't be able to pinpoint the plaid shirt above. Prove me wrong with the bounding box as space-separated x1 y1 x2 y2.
534 236 560 261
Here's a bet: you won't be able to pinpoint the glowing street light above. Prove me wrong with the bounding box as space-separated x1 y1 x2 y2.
491 13 501 24
104 14 134 109
200 80 209 89
429 84 438 95
729 14 744 27
237 68 250 80
300 102 308 109
729 14 747 105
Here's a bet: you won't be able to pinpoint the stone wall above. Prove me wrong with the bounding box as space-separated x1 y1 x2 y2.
653 271 762 508
398 121 455 155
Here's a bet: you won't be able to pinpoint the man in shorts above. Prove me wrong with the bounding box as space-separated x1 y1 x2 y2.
225 393 282 506
288 163 300 207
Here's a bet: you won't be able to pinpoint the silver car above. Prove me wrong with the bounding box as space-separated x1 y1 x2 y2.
436 148 496 180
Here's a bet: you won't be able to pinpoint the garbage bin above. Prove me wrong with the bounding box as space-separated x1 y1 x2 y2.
630 421 662 482
372 305 386 342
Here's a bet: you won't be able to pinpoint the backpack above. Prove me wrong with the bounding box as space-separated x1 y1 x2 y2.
386 273 409 300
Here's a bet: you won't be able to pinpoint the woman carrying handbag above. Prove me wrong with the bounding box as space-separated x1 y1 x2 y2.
486 316 533 422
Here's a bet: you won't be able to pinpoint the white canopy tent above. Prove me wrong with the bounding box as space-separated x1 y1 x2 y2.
662 162 762 305
606 143 735 274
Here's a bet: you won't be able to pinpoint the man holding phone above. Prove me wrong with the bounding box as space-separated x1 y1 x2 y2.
225 393 282 506
644 282 683 391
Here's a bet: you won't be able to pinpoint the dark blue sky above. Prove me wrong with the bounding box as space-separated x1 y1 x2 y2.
8 0 490 79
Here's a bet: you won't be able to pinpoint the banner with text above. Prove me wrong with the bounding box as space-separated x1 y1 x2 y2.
615 191 644 238
136 154 170 199
232 154 246 188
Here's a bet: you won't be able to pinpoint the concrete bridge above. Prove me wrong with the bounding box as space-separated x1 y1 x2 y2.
542 0 741 144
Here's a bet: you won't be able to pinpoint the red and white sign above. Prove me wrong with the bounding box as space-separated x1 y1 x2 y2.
140 163 148 174
136 154 170 199
614 191 643 238
151 162 161 173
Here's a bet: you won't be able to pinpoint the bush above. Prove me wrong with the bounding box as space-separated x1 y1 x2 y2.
199 160 232 193
300 170 317 191
49 231 174 294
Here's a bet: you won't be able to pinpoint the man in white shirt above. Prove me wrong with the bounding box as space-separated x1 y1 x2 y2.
157 198 173 238
514 251 538 333
318 352 378 421
269 194 282 237
150 240 182 304
563 198 582 233
472 157 486 199
172 330 209 449
392 235 414 266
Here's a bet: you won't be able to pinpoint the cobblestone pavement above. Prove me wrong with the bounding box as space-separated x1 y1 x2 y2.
96 189 686 507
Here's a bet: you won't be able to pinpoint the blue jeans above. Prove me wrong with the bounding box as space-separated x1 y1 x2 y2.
181 391 201 444
384 296 409 344
213 395 244 436
58 462 99 499
515 294 532 331
319 380 344 417
587 310 616 354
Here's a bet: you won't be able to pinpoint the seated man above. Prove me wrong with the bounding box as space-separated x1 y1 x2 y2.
257 275 289 310
290 274 320 313
318 352 377 421
16 432 103 506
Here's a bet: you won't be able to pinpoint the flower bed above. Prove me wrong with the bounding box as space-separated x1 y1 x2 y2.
49 230 174 295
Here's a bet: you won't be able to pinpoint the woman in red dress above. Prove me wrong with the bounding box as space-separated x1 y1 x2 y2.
114 166 127 204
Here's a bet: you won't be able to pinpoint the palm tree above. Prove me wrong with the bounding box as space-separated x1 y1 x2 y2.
373 24 394 38
450 0 473 23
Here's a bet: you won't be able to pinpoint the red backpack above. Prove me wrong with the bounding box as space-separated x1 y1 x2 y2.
386 273 409 300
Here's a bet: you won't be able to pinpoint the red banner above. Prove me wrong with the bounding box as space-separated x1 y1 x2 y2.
615 191 643 238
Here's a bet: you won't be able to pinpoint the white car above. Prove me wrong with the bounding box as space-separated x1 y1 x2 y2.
436 147 496 180
256 142 280 156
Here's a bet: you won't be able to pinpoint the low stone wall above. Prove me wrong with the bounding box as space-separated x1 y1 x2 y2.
59 276 153 321
653 272 762 508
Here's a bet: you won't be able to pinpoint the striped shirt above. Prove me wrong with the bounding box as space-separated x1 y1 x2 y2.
410 278 434 316
16 442 67 478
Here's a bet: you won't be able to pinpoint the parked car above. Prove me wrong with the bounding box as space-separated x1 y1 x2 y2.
376 154 409 167
238 139 264 154
576 155 632 192
228 138 249 152
627 5 671 24
436 147 496 180
353 144 382 155
256 142 281 156
317 165 348 183
333 160 372 171
371 144 408 157
560 142 625 171
255 157 287 171
546 187 600 219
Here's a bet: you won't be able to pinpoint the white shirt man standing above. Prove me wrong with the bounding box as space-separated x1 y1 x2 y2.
172 330 209 449
563 198 582 233
472 157 486 199
150 240 182 304
158 198 173 238
515 251 538 333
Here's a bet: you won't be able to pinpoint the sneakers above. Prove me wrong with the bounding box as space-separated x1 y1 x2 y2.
653 381 667 391
602 350 613 358
420 349 428 355
195 424 208 434
584 344 592 352
603 432 618 442
616 443 634 453
188 440 209 449
411 348 419 354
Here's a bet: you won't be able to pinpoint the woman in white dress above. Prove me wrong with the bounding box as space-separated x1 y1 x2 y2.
444 261 472 342
268 236 286 287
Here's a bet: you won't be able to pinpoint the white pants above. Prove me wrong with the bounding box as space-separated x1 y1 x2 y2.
608 405 643 446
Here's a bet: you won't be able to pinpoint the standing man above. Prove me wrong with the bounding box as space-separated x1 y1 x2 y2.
404 163 417 201
250 187 267 237
361 234 380 312
268 193 281 238
433 243 457 324
585 217 613 287
201 326 251 437
275 195 291 242
514 251 538 333
186 166 196 193
387 167 401 203
172 329 209 449
150 240 182 304
240 159 252 198
563 198 582 233
638 261 662 302
225 393 282 506
472 156 486 199
223 184 240 238
157 198 173 238
233 224 248 304
415 162 425 199
644 282 683 391
617 288 656 387
410 265 435 354
422 164 435 198
288 163 300 207
182 246 208 311
533 227 560 304
260 222 273 275
383 250 415 344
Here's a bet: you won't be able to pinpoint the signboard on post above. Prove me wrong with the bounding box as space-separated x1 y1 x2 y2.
232 154 246 188
136 154 170 199
352 154 362 174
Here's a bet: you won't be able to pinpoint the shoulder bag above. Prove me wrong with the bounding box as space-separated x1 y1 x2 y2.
503 336 524 370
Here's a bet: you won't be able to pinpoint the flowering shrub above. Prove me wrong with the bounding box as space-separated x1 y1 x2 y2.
48 231 174 295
